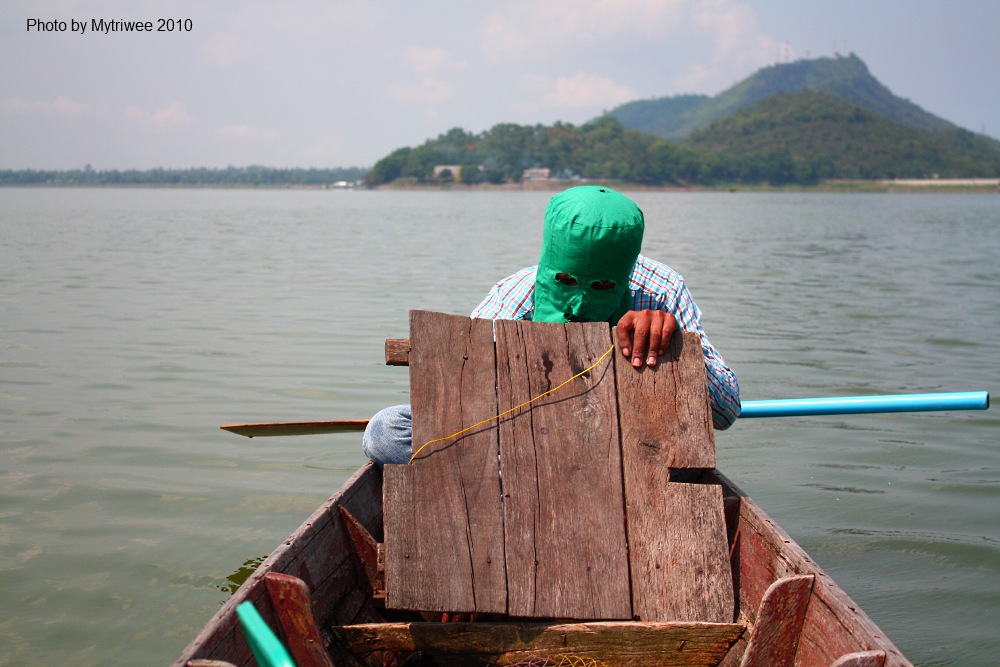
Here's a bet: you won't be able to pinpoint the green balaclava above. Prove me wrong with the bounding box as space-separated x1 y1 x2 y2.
533 185 644 323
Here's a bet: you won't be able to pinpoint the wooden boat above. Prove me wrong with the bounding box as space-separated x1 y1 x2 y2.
173 463 910 667
176 313 913 666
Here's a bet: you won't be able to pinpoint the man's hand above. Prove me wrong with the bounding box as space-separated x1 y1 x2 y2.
616 309 678 368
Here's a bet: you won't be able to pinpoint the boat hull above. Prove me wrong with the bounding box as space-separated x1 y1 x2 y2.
173 464 911 666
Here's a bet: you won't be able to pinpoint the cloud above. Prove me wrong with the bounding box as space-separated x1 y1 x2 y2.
480 14 532 59
481 0 689 61
384 46 463 105
386 78 455 105
536 72 638 109
480 0 777 95
123 102 194 128
403 46 463 75
216 124 277 140
1 95 88 116
686 1 777 76
383 46 465 106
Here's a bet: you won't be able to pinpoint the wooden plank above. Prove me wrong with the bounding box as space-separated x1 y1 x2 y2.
738 574 814 667
831 651 887 667
384 338 410 366
332 620 745 667
337 506 384 598
615 330 715 469
495 319 631 619
383 311 506 614
263 573 336 667
627 482 735 623
616 330 729 623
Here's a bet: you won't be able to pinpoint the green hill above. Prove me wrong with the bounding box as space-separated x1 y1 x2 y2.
609 53 955 140
682 90 1000 180
609 94 711 141
362 53 1000 187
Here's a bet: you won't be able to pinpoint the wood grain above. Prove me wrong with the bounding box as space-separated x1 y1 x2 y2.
738 574 814 667
614 329 715 470
384 338 410 366
495 319 631 619
333 620 744 667
831 651 888 667
616 330 729 623
628 482 735 623
383 311 505 614
263 573 336 667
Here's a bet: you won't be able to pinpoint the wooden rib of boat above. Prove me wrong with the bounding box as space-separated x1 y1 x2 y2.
173 462 911 667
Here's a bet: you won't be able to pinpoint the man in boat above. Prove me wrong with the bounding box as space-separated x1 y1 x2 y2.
363 185 741 465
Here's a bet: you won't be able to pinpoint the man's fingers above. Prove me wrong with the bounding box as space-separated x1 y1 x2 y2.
616 310 679 368
631 320 649 367
646 324 662 366
616 312 635 357
657 313 677 356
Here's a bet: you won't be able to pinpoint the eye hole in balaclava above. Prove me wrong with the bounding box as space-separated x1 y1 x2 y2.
555 273 578 286
534 186 644 324
555 274 617 291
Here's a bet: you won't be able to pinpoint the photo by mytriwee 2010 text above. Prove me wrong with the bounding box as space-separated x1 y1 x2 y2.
26 18 193 34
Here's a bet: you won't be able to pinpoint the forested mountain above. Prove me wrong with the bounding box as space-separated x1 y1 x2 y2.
607 53 955 140
361 53 999 187
363 95 1000 187
682 90 1000 180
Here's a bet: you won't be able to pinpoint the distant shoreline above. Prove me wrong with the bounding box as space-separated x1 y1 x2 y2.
377 178 1000 193
2 179 997 193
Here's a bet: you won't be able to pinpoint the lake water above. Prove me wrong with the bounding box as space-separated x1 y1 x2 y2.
1 187 997 666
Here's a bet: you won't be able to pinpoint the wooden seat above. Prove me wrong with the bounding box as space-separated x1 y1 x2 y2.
383 310 733 622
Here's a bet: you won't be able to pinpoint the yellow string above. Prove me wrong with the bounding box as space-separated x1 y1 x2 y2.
408 343 615 464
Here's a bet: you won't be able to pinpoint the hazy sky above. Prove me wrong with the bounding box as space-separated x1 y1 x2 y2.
3 0 998 170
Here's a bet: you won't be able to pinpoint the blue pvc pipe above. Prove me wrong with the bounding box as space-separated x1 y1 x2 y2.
236 602 295 667
739 391 989 419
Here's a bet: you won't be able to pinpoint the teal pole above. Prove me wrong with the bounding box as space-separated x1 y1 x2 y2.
739 391 989 419
236 601 296 667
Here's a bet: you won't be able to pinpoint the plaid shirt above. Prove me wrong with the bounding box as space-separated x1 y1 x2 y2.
471 255 741 429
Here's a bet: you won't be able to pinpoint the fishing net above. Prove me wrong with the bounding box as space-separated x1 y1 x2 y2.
497 655 611 667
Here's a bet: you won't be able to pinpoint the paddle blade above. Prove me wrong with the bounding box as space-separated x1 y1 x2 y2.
220 420 370 438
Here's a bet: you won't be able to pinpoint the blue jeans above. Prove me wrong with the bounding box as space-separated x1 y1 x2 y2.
362 404 413 466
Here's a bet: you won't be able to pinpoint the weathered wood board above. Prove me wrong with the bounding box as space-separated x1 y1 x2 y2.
737 574 814 667
263 572 336 667
384 312 729 622
615 330 731 621
627 482 735 622
495 319 631 619
333 620 745 667
383 311 506 613
615 329 716 469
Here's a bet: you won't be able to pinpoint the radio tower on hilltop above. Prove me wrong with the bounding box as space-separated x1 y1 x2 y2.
779 41 792 64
